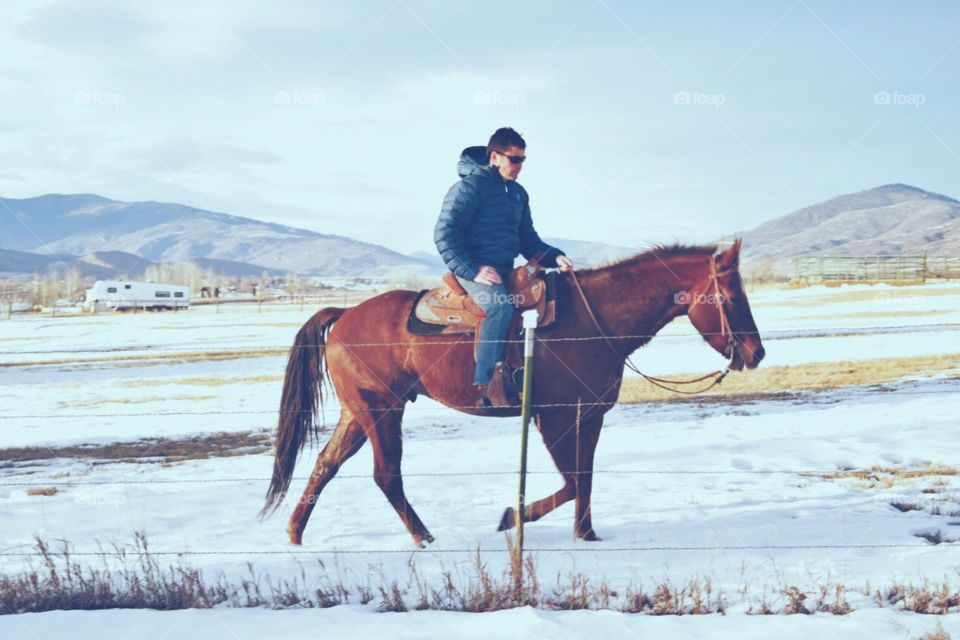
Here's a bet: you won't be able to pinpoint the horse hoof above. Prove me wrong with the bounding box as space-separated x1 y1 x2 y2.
578 530 602 542
497 507 516 532
287 526 304 545
414 532 435 548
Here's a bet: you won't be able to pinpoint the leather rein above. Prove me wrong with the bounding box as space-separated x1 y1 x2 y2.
567 257 740 396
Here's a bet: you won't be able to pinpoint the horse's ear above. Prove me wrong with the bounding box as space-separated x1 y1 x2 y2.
717 238 741 270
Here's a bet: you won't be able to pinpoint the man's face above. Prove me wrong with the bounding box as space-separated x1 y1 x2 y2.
490 145 526 181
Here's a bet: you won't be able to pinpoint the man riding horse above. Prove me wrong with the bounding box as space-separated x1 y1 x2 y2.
434 127 574 408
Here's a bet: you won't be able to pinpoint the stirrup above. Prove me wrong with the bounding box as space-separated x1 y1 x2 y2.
473 384 493 408
486 362 520 407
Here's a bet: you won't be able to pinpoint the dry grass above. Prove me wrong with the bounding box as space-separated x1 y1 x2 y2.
912 530 960 545
916 624 953 640
25 487 59 497
811 464 960 543
4 536 957 615
0 430 272 467
747 582 853 615
617 354 960 404
892 502 926 512
58 394 217 408
881 580 960 614
158 322 303 329
120 374 283 388
793 309 949 321
810 463 959 489
763 286 960 308
1 347 286 369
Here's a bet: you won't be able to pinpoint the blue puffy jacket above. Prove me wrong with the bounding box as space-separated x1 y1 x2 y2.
434 146 565 281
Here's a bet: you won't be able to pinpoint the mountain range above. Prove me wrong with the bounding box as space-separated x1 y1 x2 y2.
0 194 435 278
1 184 955 278
739 183 959 264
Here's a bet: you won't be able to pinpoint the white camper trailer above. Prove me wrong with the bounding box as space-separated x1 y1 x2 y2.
85 280 191 311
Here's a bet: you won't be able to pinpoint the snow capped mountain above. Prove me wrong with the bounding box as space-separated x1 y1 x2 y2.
740 184 960 263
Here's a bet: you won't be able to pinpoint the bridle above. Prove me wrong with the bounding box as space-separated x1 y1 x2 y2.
705 257 742 362
568 255 741 395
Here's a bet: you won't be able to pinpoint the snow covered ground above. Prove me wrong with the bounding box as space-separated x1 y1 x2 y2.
1 281 959 636
2 606 958 640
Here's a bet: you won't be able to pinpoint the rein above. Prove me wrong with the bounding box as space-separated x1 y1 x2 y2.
567 259 737 396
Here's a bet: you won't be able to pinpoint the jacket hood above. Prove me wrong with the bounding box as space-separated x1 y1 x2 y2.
457 146 492 178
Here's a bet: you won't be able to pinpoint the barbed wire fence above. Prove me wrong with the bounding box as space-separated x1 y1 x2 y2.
0 319 958 564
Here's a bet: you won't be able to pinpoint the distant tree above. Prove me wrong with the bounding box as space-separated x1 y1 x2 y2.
63 267 83 302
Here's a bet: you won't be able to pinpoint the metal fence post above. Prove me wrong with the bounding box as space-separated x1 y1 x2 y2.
514 310 538 600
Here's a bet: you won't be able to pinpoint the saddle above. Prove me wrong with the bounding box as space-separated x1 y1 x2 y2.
408 258 560 366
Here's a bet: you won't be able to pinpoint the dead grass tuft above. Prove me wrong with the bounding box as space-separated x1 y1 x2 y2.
811 463 958 489
883 579 960 614
25 487 59 497
916 623 953 640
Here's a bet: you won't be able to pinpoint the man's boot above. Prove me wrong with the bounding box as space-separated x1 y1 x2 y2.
473 384 492 408
484 362 521 408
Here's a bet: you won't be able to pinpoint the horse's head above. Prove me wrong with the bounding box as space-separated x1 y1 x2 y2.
684 239 765 371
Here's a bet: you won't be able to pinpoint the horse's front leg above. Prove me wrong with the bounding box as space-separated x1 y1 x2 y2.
570 411 604 541
499 410 605 540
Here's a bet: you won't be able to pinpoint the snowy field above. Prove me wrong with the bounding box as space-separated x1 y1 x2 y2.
1 281 959 637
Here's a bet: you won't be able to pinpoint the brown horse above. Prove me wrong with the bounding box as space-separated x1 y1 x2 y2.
263 239 765 546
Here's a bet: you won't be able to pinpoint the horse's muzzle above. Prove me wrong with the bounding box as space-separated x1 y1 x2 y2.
746 344 765 369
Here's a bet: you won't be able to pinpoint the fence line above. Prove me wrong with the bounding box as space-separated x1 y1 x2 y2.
0 465 952 486
0 384 954 421
0 543 936 557
2 322 959 358
1 314 956 566
795 255 960 282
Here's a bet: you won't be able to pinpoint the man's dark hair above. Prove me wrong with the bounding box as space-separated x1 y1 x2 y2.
487 127 526 158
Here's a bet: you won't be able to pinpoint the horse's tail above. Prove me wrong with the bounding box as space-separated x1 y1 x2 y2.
261 306 345 516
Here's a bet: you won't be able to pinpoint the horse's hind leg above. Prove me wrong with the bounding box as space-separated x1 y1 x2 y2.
287 410 367 545
357 400 434 547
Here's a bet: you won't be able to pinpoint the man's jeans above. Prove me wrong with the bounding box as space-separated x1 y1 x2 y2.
456 272 514 385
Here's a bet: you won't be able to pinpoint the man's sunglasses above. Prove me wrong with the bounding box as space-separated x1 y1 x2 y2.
496 151 526 164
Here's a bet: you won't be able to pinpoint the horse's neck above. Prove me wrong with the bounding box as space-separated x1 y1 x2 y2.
574 258 705 353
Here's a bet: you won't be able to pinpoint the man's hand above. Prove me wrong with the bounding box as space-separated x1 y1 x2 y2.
474 265 502 285
556 255 574 272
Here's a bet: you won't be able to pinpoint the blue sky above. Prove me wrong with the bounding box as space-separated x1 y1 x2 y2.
1 0 958 253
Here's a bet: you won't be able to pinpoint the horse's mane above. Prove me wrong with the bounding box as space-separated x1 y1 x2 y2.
582 243 718 275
